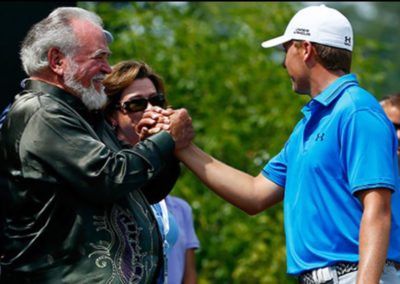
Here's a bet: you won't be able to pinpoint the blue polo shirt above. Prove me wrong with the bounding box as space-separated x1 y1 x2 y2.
262 74 399 275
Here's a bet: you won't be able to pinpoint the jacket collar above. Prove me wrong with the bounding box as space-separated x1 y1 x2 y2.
23 79 89 113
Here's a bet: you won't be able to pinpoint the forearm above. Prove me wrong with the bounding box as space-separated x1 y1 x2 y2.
357 190 392 284
176 143 283 214
183 249 197 284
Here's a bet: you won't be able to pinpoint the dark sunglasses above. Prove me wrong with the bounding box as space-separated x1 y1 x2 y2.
117 94 166 113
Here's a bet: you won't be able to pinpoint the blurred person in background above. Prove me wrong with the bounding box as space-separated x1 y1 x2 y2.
380 93 400 280
165 195 200 284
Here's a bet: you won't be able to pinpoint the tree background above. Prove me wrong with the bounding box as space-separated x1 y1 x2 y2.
78 2 400 283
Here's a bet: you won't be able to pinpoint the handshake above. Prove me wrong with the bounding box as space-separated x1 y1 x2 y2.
136 106 195 151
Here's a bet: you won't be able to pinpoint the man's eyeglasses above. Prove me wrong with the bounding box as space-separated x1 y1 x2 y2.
117 94 166 113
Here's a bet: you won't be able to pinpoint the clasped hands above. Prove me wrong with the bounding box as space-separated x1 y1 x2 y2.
136 106 195 150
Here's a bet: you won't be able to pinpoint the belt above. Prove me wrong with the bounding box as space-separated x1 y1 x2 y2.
298 260 397 284
395 262 400 270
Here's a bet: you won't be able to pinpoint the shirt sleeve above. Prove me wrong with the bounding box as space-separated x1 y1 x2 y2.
181 201 200 250
262 140 290 188
341 109 398 193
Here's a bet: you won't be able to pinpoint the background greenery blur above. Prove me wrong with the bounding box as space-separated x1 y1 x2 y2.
78 2 400 283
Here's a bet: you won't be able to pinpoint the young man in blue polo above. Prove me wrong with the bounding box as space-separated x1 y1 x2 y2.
169 4 400 284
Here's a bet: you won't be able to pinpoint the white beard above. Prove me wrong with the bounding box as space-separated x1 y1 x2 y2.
64 59 108 111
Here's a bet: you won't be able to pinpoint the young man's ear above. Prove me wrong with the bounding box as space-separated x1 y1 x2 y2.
302 41 313 56
302 41 318 66
48 47 65 75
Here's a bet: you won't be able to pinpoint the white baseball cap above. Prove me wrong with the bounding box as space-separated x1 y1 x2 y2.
261 5 353 51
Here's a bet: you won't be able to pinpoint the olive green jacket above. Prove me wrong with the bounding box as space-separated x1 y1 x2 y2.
0 80 180 283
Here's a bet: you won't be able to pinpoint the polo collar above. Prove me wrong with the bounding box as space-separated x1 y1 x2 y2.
313 73 359 107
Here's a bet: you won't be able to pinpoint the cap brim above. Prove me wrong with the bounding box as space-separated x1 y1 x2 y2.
103 29 114 43
261 35 290 50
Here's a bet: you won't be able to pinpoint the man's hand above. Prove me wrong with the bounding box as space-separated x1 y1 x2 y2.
136 107 172 139
136 107 195 150
168 108 195 150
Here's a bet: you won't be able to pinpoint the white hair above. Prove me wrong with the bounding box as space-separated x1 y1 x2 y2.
20 7 104 76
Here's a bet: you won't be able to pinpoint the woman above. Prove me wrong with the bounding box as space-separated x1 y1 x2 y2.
103 60 199 284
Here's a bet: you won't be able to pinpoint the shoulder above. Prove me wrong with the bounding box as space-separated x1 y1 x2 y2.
329 85 389 129
12 90 73 122
338 85 380 112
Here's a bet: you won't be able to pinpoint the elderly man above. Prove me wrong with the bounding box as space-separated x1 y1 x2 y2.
0 7 193 284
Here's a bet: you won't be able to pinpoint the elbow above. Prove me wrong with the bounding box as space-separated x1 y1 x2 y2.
245 209 259 216
240 197 279 215
81 187 125 205
241 204 265 216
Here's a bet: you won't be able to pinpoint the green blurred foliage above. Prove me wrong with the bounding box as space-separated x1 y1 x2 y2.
78 2 395 283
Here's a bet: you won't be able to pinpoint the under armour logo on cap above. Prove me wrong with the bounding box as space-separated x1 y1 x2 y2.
344 36 351 47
